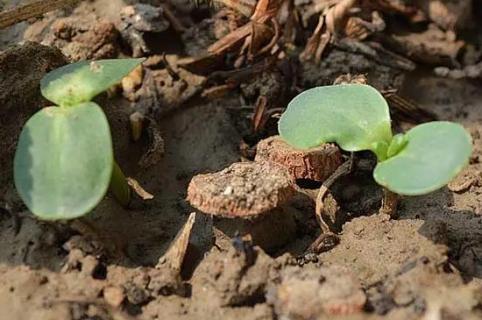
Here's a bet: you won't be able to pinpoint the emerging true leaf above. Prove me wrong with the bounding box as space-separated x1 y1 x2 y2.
41 58 144 106
374 121 472 196
279 84 392 160
386 133 408 158
14 102 113 220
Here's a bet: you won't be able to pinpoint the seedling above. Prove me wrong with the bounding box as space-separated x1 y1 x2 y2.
14 58 144 220
279 84 472 199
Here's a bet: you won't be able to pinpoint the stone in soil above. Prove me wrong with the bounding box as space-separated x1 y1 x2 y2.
118 4 170 57
103 286 125 307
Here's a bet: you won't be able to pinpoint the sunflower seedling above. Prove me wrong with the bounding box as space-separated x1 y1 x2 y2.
279 84 472 214
14 58 144 220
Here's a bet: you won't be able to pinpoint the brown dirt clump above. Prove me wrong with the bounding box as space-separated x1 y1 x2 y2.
25 12 119 61
191 243 274 307
0 42 66 191
267 264 366 318
366 256 482 318
187 161 297 217
255 135 343 182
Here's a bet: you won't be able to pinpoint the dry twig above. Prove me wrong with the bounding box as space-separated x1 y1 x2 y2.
0 0 81 29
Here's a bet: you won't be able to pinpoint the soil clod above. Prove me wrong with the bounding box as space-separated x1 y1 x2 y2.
267 264 366 318
187 161 297 217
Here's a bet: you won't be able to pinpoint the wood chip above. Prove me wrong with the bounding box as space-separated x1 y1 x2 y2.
157 212 196 271
255 136 343 182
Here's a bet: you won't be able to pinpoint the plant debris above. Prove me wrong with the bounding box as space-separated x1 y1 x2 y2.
255 135 343 181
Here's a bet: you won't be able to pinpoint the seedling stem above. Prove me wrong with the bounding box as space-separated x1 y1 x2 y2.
110 161 131 208
379 188 398 217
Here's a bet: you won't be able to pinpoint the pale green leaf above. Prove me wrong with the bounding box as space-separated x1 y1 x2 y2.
374 121 472 195
41 58 144 106
14 103 113 220
279 84 392 159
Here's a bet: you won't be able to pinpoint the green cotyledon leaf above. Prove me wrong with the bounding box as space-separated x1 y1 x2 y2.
278 84 393 160
374 121 472 195
41 58 144 106
14 102 113 220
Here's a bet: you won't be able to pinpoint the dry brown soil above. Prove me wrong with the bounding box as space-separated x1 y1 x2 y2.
0 1 481 319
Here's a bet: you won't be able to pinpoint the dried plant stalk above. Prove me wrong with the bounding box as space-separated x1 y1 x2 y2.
0 0 81 29
301 0 357 63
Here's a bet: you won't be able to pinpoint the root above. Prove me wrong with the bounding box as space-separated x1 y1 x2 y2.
307 154 354 253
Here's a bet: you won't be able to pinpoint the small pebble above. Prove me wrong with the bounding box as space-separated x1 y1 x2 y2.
103 286 125 308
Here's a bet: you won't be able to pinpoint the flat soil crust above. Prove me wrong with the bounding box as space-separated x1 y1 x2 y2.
0 1 481 319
